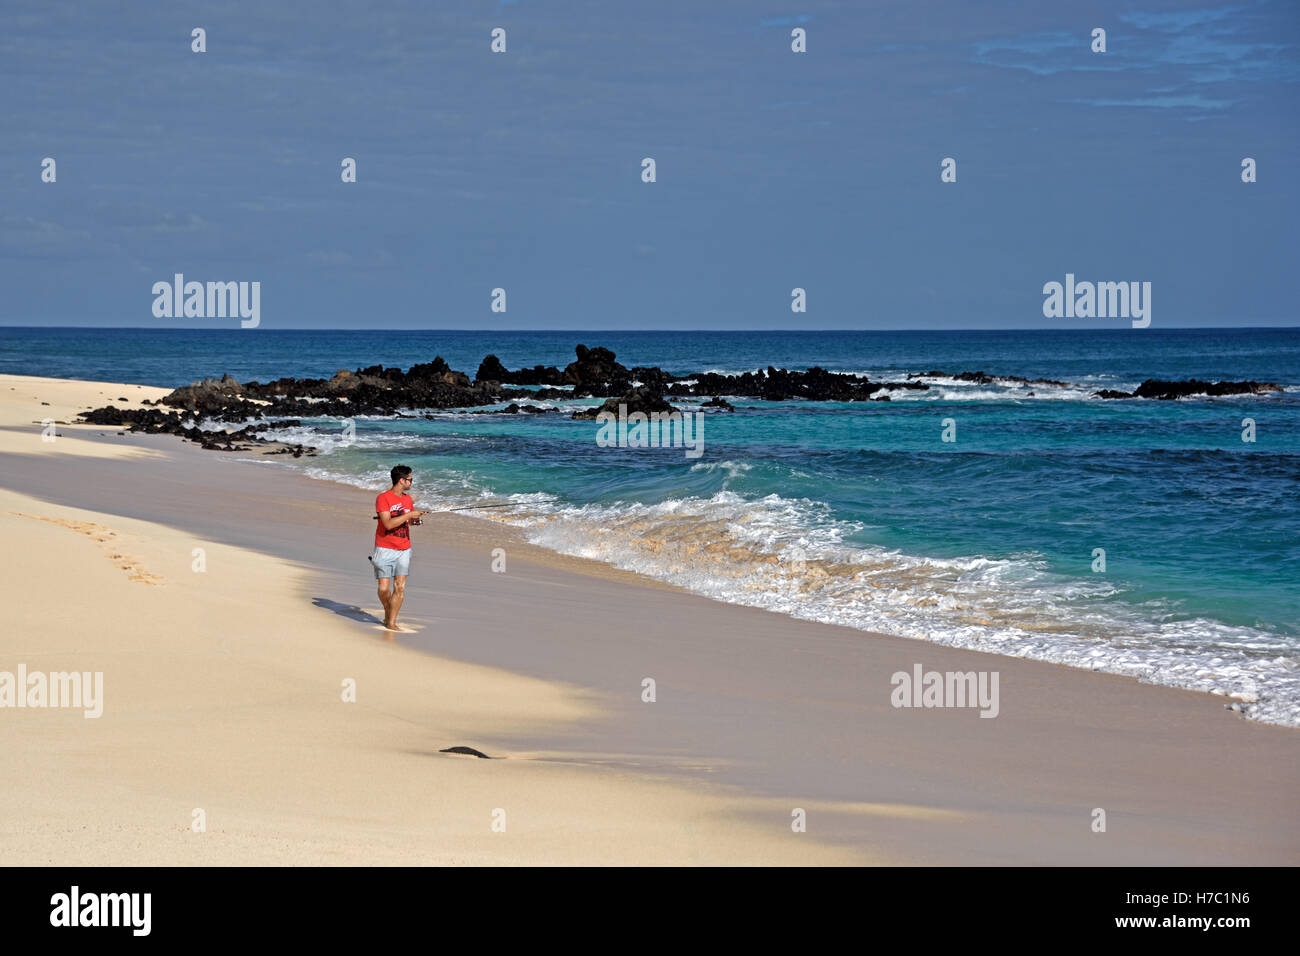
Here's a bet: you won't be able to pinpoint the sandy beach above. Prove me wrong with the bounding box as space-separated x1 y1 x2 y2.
1 373 1297 865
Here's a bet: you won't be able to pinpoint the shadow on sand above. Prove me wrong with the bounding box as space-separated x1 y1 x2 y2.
312 597 384 626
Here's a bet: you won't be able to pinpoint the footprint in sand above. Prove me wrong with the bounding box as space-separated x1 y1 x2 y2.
6 512 164 586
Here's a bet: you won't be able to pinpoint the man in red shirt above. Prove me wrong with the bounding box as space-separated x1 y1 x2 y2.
372 464 425 631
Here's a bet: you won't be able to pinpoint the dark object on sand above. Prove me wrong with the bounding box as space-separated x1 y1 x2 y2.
440 746 491 759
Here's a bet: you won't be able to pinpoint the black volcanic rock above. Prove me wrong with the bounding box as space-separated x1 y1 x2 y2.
907 370 1070 388
629 366 677 391
317 369 363 395
212 357 503 417
408 356 471 388
909 369 996 384
476 354 510 382
161 374 245 414
78 402 313 454
665 367 927 402
80 405 154 426
564 345 630 397
473 403 555 415
87 344 1289 460
1094 379 1283 400
497 386 569 401
85 351 536 453
572 386 676 420
1131 379 1283 400
513 365 566 386
475 354 565 386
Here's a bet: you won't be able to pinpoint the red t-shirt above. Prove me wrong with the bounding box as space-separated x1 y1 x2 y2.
375 491 415 550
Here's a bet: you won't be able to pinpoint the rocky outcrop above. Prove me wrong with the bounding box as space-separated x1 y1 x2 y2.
160 374 246 414
1095 379 1284 400
1134 379 1282 400
564 345 631 397
81 345 1290 456
159 357 502 419
667 367 927 402
81 404 313 455
472 403 556 415
907 370 1070 388
572 386 676 420
629 366 676 392
408 357 472 388
474 354 510 383
475 354 566 386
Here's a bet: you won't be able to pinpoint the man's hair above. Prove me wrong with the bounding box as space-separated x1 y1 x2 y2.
390 464 412 486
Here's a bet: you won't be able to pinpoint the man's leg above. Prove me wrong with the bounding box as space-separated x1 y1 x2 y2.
385 575 406 629
377 577 392 621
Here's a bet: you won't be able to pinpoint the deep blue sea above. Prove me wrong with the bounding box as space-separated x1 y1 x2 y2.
5 326 1298 724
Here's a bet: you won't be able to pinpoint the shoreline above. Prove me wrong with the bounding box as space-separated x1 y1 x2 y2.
2 374 1298 864
61 344 1300 727
291 458 1298 728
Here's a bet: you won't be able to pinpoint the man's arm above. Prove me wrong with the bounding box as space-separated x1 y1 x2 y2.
377 509 424 531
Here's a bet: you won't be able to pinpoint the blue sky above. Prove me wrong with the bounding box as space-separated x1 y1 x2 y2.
2 0 1297 329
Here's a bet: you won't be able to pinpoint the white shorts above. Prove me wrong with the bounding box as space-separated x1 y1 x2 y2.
371 546 411 579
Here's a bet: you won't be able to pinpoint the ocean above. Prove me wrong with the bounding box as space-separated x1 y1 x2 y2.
4 326 1298 724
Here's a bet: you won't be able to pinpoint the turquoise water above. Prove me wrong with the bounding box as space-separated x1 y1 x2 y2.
5 326 1298 723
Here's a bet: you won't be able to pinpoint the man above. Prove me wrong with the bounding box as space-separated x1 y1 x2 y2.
372 465 425 631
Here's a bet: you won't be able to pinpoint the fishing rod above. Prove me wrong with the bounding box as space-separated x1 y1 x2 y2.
371 501 519 520
367 501 519 564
